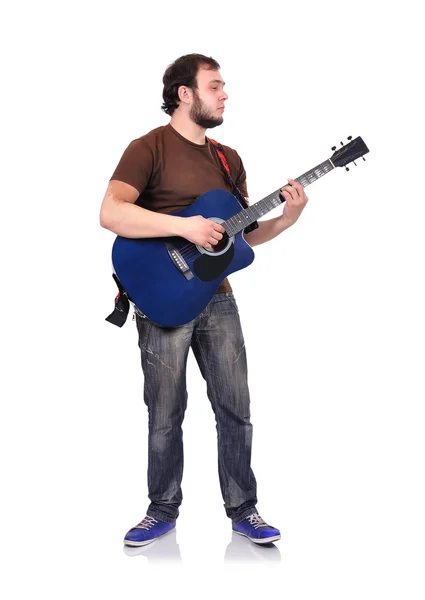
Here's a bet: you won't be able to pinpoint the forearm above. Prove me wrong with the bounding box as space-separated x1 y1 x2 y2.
244 216 293 247
100 199 183 239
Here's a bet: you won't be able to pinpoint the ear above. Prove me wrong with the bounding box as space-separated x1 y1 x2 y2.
177 85 193 105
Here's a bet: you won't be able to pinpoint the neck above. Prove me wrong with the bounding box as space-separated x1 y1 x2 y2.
169 112 207 145
223 159 335 236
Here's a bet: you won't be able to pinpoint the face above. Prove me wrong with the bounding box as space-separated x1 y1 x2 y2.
189 67 228 129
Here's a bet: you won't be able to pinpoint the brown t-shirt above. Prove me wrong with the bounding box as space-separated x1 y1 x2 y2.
109 123 249 293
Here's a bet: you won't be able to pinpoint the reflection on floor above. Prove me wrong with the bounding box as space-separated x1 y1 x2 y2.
122 529 281 564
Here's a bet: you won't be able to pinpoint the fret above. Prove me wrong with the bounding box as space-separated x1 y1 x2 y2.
265 196 275 211
259 198 268 213
271 194 281 208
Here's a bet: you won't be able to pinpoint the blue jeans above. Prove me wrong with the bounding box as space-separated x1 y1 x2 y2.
134 292 258 524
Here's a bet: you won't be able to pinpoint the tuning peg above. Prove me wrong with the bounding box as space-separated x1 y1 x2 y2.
347 136 352 141
340 141 344 146
353 161 357 166
346 166 350 171
362 156 366 161
331 146 336 151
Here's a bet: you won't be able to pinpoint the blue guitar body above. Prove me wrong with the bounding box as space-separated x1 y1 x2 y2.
111 189 255 327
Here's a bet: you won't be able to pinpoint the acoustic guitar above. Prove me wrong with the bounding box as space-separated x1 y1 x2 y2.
110 136 369 326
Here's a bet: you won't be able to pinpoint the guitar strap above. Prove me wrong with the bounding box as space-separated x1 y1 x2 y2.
105 272 131 327
208 138 259 234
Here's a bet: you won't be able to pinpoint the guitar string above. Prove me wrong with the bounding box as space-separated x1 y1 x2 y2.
176 192 283 257
176 186 292 258
177 185 301 259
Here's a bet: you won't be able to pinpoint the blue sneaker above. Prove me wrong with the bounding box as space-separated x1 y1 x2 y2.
123 515 176 547
232 513 281 544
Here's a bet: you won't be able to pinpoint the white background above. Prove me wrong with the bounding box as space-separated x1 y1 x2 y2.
2 0 424 597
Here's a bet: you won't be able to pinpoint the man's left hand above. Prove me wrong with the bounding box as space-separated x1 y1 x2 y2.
279 178 309 226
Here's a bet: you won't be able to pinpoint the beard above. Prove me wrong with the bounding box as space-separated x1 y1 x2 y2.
190 90 223 129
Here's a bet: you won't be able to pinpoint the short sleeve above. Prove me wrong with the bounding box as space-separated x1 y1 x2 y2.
109 138 154 194
234 150 249 200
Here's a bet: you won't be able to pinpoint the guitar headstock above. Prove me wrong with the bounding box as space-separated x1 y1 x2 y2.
331 136 369 170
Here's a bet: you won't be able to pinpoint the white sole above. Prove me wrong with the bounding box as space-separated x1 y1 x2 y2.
123 526 175 547
233 530 281 544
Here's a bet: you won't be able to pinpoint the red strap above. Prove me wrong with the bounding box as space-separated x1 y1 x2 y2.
208 137 232 180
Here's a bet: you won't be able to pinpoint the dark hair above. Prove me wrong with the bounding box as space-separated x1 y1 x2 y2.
161 53 220 116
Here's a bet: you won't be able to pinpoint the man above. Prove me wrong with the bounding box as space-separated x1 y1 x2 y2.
100 53 308 547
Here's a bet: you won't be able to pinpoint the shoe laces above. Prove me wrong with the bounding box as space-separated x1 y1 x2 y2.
247 514 269 529
135 516 158 530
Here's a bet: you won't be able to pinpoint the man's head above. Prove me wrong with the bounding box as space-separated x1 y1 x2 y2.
161 53 228 129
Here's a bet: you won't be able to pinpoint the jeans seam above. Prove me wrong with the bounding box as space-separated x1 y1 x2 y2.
225 292 239 312
136 314 154 351
194 329 235 500
194 331 216 404
194 331 222 448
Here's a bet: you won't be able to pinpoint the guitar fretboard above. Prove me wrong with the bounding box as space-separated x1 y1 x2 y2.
225 159 335 236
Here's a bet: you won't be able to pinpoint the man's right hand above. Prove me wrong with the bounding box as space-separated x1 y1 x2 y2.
176 216 225 250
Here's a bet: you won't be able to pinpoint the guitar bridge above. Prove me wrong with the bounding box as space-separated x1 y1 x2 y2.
165 241 194 280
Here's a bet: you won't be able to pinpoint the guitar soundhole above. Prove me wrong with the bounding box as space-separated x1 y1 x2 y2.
211 232 230 253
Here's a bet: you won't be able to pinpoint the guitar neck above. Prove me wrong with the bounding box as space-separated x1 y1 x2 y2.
225 158 335 236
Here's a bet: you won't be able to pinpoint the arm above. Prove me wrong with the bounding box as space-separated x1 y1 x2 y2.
99 180 183 238
245 178 309 247
99 180 225 247
100 139 183 238
231 151 295 247
244 216 292 247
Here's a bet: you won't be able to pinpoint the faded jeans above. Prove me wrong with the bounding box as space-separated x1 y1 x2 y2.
134 292 258 524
